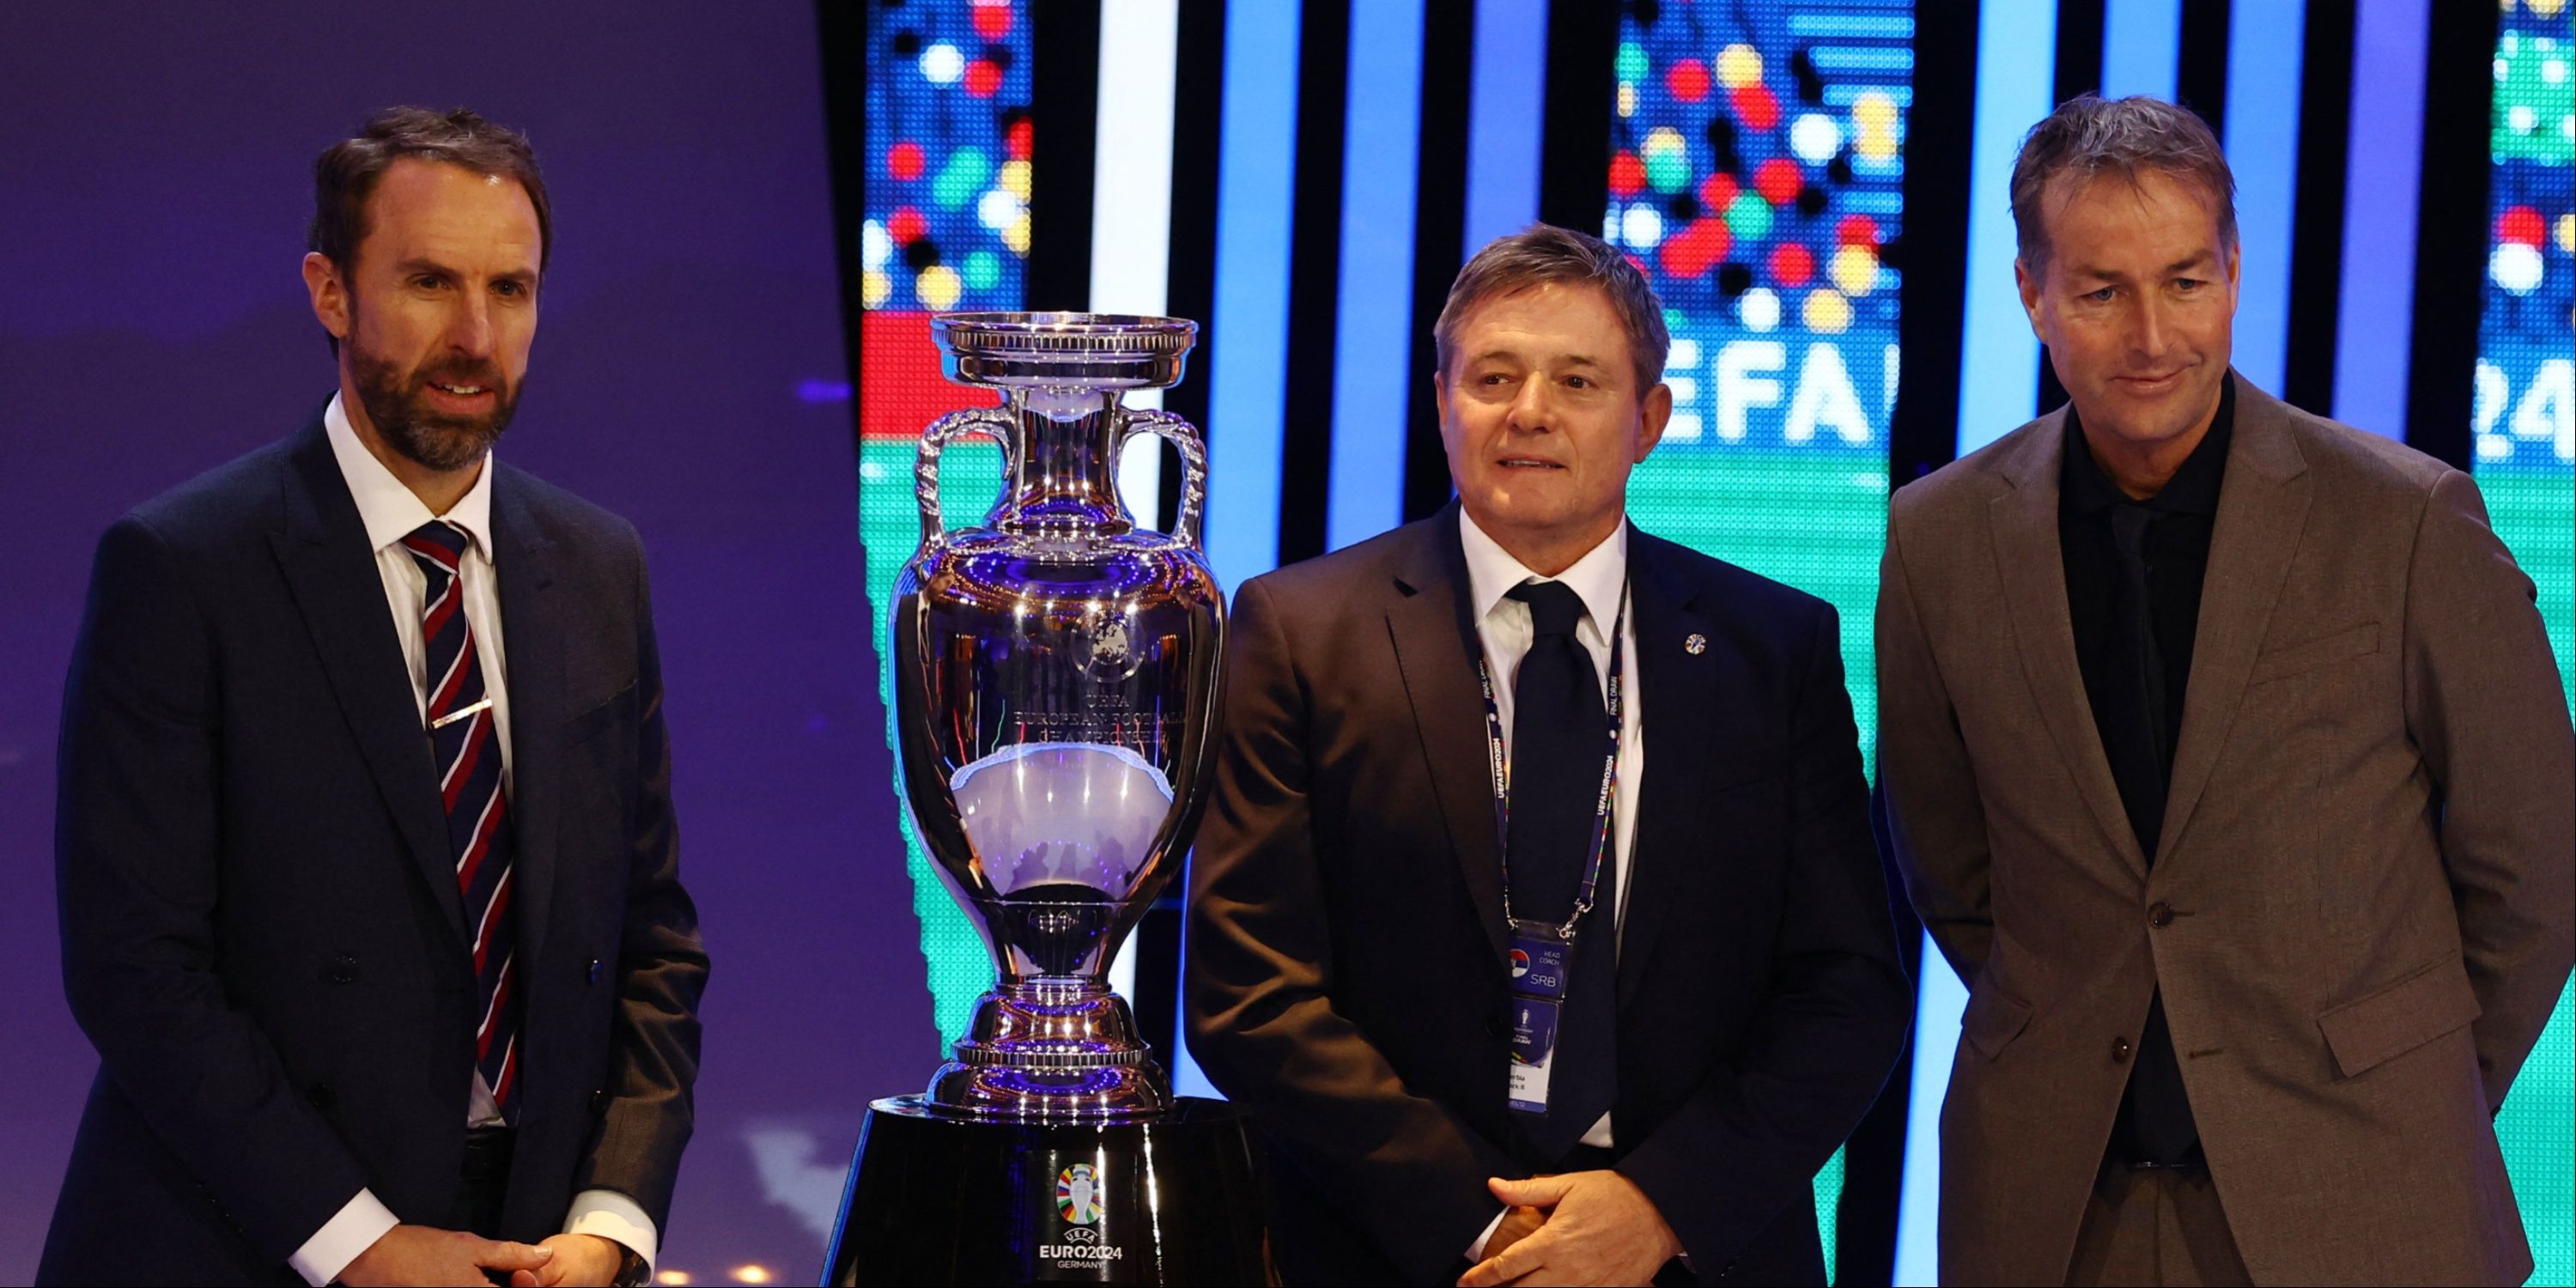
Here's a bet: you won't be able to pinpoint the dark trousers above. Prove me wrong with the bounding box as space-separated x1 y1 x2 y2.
450 1127 514 1241
2066 1160 2251 1287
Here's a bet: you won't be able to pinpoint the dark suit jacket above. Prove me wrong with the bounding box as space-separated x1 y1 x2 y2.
1879 378 2575 1285
1186 507 1911 1286
39 416 709 1285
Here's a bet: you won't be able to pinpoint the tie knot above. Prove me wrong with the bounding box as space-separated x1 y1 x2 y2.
1508 580 1589 638
401 520 471 570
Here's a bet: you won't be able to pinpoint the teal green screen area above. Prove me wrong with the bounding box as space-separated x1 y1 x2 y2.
2478 11 2573 1286
1602 3 1912 1279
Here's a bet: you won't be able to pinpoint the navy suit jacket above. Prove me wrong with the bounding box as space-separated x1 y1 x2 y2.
1186 507 1911 1285
39 416 708 1285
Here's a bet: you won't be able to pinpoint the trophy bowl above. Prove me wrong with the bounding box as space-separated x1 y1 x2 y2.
890 311 1224 1123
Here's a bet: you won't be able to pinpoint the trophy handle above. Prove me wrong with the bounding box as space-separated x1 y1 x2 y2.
915 406 1018 546
1117 409 1208 549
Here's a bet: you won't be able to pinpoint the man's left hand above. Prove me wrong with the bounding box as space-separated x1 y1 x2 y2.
1456 1171 1680 1287
507 1233 629 1287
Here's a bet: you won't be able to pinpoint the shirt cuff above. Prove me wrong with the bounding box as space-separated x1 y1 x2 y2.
1466 1206 1510 1262
289 1188 400 1287
565 1188 659 1273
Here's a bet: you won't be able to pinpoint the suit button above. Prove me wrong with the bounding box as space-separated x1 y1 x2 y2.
307 1083 335 1110
324 954 358 985
587 957 604 985
2111 1037 2133 1064
2148 902 2175 928
1485 1012 1509 1040
591 1088 610 1115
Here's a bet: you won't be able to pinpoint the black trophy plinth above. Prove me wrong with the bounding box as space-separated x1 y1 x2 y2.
823 1095 1275 1286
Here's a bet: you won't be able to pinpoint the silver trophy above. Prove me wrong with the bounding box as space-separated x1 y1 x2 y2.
890 312 1224 1122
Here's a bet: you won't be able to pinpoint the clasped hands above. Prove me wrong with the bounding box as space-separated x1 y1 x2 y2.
1458 1170 1681 1287
338 1225 627 1287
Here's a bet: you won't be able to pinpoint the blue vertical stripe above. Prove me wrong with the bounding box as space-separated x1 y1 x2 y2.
1325 0 1427 552
1951 0 2058 458
2224 0 2306 394
2330 0 2427 439
1204 0 1303 594
2100 0 2183 101
1463 0 1548 255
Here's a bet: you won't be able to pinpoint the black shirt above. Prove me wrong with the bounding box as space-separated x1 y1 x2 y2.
2057 374 2233 1164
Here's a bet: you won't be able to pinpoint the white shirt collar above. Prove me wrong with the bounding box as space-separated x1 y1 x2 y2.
323 392 497 562
1459 507 1629 633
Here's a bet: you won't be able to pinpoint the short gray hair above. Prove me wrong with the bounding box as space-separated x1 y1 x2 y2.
1435 223 1670 392
2010 94 2238 273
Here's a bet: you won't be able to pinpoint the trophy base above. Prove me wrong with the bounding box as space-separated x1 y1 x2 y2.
823 1095 1275 1286
925 985 1170 1121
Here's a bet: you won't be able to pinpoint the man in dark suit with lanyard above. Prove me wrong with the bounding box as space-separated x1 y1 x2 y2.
40 107 705 1287
1186 225 1911 1285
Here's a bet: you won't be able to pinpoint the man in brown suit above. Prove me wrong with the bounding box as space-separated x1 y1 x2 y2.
1878 94 2573 1285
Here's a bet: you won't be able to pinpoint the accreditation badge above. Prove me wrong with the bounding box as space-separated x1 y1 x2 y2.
1506 922 1573 1114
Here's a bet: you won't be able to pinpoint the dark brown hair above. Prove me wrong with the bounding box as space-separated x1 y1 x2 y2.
309 106 551 279
2010 94 2238 275
1436 222 1671 392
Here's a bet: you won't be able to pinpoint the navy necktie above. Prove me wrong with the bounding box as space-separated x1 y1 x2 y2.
1505 580 1618 1161
401 520 523 1121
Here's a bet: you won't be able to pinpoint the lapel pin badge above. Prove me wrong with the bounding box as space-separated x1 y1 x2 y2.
1684 632 1707 655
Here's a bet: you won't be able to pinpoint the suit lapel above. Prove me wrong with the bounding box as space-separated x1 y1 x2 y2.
1615 532 1722 1005
1385 511 1510 964
492 470 565 980
1986 417 2150 882
269 422 470 941
2157 380 2311 864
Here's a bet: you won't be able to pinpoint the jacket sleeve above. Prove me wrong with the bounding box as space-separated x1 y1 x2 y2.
1874 514 1997 986
2401 470 2575 1112
55 515 374 1264
570 531 709 1232
1611 601 1913 1280
1184 577 1521 1283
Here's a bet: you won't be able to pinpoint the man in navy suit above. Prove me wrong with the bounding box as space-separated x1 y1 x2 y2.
1187 225 1910 1285
40 106 707 1287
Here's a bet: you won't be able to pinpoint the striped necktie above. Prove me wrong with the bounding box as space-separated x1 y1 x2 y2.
400 519 522 1121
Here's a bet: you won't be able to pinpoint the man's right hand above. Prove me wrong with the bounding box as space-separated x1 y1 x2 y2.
1487 1205 1547 1260
338 1224 553 1286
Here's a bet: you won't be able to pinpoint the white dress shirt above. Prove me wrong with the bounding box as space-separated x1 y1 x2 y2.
290 395 657 1285
1458 508 1645 1257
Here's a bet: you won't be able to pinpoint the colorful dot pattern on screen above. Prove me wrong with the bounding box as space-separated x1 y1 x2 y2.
860 0 1032 315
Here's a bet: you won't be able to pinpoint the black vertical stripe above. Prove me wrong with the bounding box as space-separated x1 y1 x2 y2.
2403 2 2499 468
1028 0 1103 311
1405 0 1476 525
2281 0 2356 416
2174 0 2231 138
2054 0 2107 104
1161 0 1227 528
813 0 872 457
1887 3 1980 485
1279 0 1354 565
1536 1 1616 232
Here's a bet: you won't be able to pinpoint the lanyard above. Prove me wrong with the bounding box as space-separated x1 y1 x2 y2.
1476 581 1628 941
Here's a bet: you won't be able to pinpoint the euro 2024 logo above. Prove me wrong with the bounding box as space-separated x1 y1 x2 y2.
1056 1163 1104 1225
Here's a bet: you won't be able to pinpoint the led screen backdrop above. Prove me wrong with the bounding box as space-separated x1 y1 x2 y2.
2476 4 2573 1285
1601 2 1911 1276
857 0 1033 1047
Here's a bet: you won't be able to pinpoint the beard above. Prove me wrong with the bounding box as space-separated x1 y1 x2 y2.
345 312 522 472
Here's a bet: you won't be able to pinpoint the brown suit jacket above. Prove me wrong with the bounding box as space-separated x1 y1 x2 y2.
1187 507 1911 1285
1876 378 2573 1285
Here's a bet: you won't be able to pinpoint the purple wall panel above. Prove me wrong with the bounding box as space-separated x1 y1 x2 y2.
0 3 921 1278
